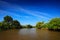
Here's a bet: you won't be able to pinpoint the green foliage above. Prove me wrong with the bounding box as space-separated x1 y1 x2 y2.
36 22 44 29
0 22 2 31
26 25 33 28
2 22 10 30
4 15 13 22
0 22 2 28
42 23 48 28
0 16 22 30
12 20 22 29
48 18 60 30
2 16 13 30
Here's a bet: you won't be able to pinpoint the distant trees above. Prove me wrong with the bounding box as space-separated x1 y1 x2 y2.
36 22 44 29
26 25 33 28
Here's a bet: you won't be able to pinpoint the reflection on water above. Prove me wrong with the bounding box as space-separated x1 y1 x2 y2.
19 28 37 39
0 28 60 40
19 28 36 35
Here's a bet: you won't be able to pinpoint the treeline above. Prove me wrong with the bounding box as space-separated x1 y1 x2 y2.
0 16 33 31
36 18 60 31
0 15 60 31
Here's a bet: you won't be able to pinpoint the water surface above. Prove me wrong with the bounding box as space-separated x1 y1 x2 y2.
0 28 60 40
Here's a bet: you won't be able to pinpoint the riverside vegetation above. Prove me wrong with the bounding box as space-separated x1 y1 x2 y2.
0 15 60 31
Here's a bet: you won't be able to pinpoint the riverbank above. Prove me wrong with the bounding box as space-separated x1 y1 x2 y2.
0 28 60 32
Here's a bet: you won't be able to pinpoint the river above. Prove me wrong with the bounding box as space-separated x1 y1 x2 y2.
0 28 60 40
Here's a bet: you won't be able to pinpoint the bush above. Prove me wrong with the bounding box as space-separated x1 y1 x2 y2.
48 18 60 30
36 22 44 29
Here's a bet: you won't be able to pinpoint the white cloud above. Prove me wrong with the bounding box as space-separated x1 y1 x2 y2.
19 8 51 19
0 10 29 18
0 1 52 19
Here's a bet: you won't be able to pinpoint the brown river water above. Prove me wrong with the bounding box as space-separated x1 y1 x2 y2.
0 28 60 40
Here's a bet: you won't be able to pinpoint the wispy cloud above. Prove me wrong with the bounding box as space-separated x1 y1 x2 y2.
0 1 52 20
0 10 29 19
19 8 51 19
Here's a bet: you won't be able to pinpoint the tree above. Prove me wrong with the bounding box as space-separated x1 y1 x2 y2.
12 20 22 29
0 22 2 28
26 25 33 28
2 22 10 30
42 23 48 28
48 18 60 30
36 22 44 29
4 15 13 22
2 16 13 30
0 22 2 31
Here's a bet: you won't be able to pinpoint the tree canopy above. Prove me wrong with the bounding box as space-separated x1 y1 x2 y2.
4 15 13 22
0 15 22 30
36 22 44 29
48 18 60 30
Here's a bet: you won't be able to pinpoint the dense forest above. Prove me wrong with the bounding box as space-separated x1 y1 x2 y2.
0 15 60 31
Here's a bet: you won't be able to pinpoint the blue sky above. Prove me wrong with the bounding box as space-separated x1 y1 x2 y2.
0 0 60 26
